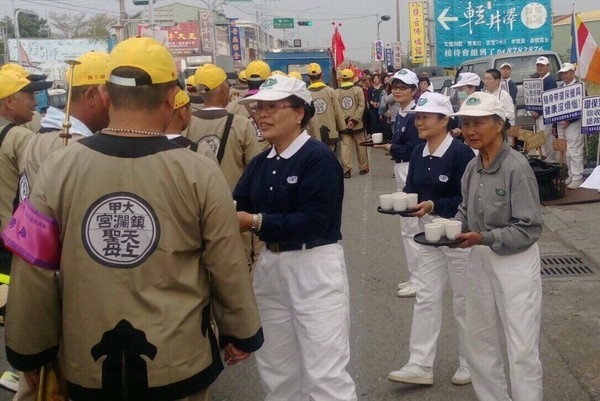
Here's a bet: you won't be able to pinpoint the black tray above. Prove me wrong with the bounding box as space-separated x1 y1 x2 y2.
360 140 391 147
377 206 419 216
413 232 461 247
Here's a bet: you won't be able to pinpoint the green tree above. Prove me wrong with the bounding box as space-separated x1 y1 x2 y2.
0 14 50 38
0 14 50 62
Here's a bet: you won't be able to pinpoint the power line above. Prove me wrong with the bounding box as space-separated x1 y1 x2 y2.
26 0 120 16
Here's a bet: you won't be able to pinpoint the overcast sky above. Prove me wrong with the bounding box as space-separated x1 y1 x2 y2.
2 0 598 62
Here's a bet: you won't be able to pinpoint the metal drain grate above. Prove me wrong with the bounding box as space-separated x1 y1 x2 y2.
540 256 595 277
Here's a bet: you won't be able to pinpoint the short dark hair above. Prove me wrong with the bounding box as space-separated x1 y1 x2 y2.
106 67 177 111
69 85 97 102
485 69 501 80
286 95 314 128
309 73 322 81
418 76 431 85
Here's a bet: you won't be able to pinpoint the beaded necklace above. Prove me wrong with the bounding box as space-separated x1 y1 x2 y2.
103 128 165 137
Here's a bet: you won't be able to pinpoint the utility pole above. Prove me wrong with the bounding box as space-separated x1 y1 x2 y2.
148 0 155 39
119 0 127 26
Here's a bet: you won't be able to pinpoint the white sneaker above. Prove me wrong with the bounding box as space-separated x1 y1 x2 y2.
0 371 19 392
397 283 418 297
388 363 433 385
397 280 411 290
567 180 582 190
451 366 471 385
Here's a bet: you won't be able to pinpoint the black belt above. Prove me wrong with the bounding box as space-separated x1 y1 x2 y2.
265 239 337 253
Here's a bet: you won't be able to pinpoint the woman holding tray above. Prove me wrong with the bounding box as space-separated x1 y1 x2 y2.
387 92 475 386
454 92 543 401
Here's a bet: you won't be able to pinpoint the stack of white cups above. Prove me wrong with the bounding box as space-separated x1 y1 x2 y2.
424 219 462 243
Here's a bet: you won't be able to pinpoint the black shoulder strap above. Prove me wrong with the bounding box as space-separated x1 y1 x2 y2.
216 113 234 164
0 123 17 149
171 135 199 152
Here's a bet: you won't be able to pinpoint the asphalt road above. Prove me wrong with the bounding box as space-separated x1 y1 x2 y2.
0 148 597 401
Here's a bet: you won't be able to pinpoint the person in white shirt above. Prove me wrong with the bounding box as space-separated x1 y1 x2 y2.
499 63 517 104
555 62 584 190
483 69 515 128
530 56 558 162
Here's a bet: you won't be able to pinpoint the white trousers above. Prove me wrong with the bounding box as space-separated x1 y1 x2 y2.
253 244 357 401
394 162 420 282
407 217 471 367
557 120 584 181
466 244 543 401
537 117 556 163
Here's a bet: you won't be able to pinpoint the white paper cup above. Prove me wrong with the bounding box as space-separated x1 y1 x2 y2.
372 133 383 143
432 218 449 236
379 194 394 210
393 191 406 196
392 194 407 211
424 223 442 243
406 193 419 209
444 221 462 240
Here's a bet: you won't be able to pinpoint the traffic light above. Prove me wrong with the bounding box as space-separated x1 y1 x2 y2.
297 21 313 26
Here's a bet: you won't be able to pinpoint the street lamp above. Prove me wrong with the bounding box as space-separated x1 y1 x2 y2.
377 14 391 40
14 9 38 65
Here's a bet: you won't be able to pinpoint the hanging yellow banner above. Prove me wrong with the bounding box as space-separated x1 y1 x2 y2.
408 2 426 64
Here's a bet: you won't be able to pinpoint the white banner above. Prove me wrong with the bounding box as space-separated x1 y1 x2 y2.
541 83 583 125
523 78 543 112
581 95 600 134
8 39 108 64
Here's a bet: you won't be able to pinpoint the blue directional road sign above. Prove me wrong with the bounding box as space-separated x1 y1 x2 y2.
435 0 552 67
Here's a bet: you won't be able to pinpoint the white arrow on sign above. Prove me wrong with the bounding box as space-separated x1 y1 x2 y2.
438 7 458 30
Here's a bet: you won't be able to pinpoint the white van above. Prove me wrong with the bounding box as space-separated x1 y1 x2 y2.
455 51 563 127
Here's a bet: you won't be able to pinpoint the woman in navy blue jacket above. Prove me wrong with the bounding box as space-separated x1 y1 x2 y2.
387 92 475 387
374 68 425 297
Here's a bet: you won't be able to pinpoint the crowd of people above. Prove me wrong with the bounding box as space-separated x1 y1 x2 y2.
0 36 579 401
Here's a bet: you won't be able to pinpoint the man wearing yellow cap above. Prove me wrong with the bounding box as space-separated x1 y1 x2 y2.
186 64 261 269
0 64 50 133
0 69 51 395
18 51 110 199
167 88 217 163
307 62 347 152
3 51 110 400
186 63 260 190
335 68 369 177
2 37 263 401
227 60 271 149
0 71 52 232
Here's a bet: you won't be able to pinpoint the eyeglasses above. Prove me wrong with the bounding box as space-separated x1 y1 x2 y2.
391 85 411 91
254 103 295 114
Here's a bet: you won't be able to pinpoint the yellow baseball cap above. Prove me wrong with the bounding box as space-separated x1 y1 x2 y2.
107 37 177 86
66 51 109 86
245 60 271 81
174 89 191 109
341 69 354 79
271 70 286 76
0 71 53 100
238 70 247 82
0 63 47 81
307 63 322 76
288 71 303 80
194 63 227 92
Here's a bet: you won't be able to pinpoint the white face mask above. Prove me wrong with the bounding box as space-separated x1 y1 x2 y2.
457 91 468 102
